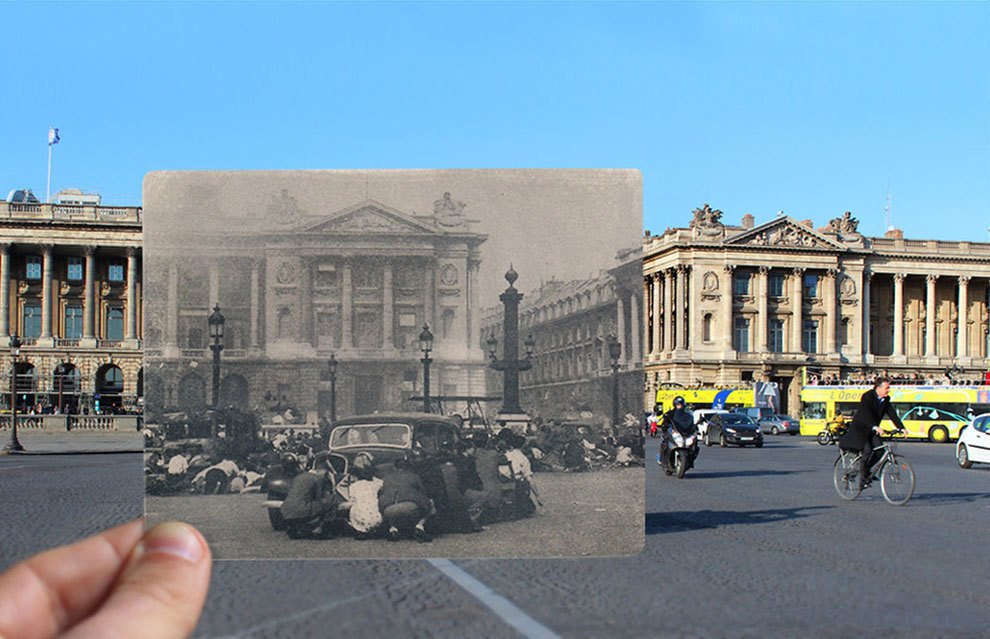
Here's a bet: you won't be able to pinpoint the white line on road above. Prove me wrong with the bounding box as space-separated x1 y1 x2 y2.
427 559 562 639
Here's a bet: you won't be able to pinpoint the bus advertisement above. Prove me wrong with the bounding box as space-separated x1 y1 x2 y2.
655 387 754 414
799 385 990 442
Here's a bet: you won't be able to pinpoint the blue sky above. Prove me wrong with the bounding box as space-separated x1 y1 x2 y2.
2 1 987 240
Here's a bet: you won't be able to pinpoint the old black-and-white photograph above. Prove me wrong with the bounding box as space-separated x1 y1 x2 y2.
142 170 643 558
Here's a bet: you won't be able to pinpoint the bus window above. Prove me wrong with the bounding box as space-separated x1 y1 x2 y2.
803 402 826 420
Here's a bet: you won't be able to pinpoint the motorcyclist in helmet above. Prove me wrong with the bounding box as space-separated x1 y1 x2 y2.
659 396 697 470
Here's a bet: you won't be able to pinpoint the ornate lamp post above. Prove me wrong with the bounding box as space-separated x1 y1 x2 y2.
327 352 338 424
5 335 23 452
489 267 533 421
608 334 622 428
208 304 225 439
419 324 434 413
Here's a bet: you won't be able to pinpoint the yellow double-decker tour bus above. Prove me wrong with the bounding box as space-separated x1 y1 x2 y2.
800 380 990 443
654 383 781 415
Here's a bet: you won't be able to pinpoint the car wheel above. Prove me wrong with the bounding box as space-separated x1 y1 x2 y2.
771 426 779 436
756 441 763 448
929 425 949 444
957 443 973 469
719 433 727 448
789 431 797 436
704 433 711 447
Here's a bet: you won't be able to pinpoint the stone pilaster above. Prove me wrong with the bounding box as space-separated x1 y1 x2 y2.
0 244 9 338
341 262 352 349
893 273 905 360
125 247 138 342
925 274 937 358
40 244 53 342
249 262 259 348
651 274 661 357
676 265 688 351
792 267 804 353
663 269 674 352
383 262 393 349
957 275 970 359
825 269 837 355
757 266 769 353
721 265 734 352
83 246 97 346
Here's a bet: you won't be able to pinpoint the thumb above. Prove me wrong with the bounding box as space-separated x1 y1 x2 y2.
62 522 212 639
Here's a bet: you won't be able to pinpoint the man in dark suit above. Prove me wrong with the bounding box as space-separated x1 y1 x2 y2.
839 377 906 489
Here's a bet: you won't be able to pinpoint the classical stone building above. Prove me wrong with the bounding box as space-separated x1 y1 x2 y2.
144 194 488 421
0 195 142 414
643 205 990 414
481 248 644 423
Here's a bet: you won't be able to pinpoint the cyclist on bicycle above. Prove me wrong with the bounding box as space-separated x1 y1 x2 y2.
838 377 906 489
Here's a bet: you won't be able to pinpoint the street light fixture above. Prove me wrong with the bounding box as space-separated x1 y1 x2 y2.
608 334 622 429
327 352 338 424
208 304 225 437
419 324 434 413
5 334 24 452
524 334 535 360
487 333 498 361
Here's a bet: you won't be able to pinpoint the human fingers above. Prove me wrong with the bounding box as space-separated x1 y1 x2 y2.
60 522 212 639
0 519 145 639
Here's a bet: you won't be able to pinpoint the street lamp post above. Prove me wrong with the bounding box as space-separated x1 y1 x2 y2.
208 304 225 437
327 353 338 424
608 334 622 429
419 324 433 413
5 335 23 452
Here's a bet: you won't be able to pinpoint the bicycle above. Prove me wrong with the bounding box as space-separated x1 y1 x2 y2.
833 432 915 505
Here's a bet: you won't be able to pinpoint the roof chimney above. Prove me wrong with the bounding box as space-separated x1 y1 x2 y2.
801 219 814 228
884 228 903 239
741 214 754 229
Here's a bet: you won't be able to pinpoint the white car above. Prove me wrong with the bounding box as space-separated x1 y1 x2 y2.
692 409 729 438
956 413 990 468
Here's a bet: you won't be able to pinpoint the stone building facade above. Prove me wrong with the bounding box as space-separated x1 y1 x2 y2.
144 196 488 422
481 248 644 423
643 205 990 414
0 199 142 413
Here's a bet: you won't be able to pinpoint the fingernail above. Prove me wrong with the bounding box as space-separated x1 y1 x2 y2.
142 522 205 564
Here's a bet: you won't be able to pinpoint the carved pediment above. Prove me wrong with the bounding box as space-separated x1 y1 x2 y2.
296 200 441 235
724 217 846 250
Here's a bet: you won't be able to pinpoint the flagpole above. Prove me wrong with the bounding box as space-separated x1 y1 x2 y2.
46 141 52 203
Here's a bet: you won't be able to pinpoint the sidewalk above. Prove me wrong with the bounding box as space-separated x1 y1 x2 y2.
0 431 143 455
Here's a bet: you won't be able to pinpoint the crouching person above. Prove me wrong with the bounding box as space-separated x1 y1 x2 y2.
280 455 340 539
378 457 433 542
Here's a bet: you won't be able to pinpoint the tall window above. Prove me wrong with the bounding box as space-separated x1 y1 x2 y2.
769 319 785 353
66 257 84 281
769 272 785 296
703 314 713 342
25 256 42 280
105 306 124 340
734 272 751 296
64 306 84 339
803 274 819 299
108 262 124 283
23 304 42 338
733 317 750 352
802 319 819 353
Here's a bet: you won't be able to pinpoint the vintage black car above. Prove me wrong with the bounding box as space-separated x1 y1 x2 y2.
263 413 534 532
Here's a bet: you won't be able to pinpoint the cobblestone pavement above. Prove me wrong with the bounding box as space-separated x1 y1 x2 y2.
2 440 988 638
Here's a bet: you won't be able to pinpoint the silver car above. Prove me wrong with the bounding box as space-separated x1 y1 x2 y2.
758 414 801 436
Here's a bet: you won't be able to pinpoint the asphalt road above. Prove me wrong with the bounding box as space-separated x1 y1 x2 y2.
2 439 988 638
146 469 644 559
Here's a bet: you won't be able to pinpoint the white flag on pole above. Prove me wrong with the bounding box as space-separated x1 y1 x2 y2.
48 127 60 145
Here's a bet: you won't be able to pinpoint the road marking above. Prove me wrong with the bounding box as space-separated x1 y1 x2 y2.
428 559 561 639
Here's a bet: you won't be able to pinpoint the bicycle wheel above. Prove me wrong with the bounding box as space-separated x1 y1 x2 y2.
880 457 915 506
833 453 861 500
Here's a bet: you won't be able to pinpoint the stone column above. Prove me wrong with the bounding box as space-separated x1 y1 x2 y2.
125 248 138 340
341 262 352 348
792 267 805 353
651 274 661 356
616 294 626 364
863 270 873 357
383 262 393 348
925 274 937 357
41 244 53 339
249 262 259 347
0 244 9 338
825 269 837 355
663 269 674 352
757 266 769 353
721 265 734 351
893 273 905 357
629 289 640 364
84 246 97 341
676 266 687 351
958 275 970 358
166 260 177 346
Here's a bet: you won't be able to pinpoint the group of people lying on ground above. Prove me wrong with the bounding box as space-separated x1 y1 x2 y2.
278 430 538 543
